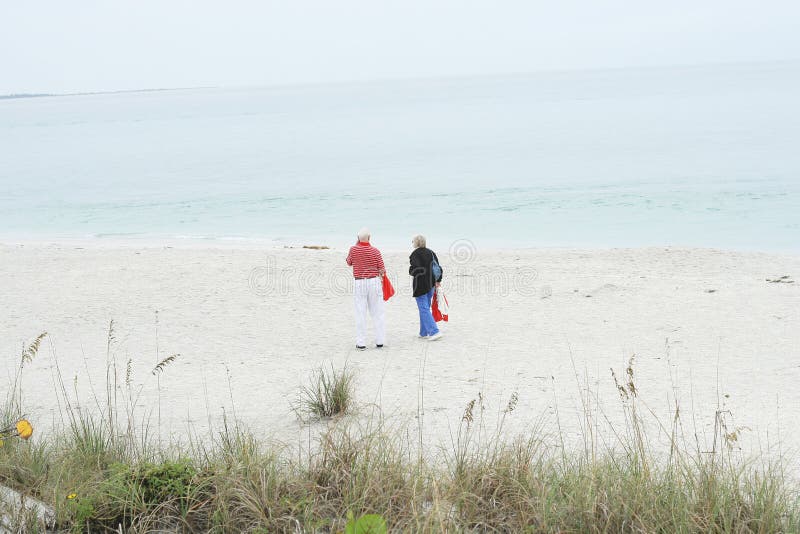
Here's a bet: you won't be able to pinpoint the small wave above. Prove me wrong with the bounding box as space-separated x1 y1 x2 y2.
93 232 144 238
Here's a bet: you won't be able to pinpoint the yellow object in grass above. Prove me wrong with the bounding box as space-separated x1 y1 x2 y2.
67 493 77 500
15 419 33 440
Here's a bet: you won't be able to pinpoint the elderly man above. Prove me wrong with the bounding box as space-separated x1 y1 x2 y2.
346 227 386 350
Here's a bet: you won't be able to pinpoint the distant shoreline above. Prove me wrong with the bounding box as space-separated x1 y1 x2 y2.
0 86 217 100
3 57 799 101
1 237 799 259
0 235 800 258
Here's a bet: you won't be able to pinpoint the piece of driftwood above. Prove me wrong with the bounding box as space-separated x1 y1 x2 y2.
766 275 794 284
0 484 56 532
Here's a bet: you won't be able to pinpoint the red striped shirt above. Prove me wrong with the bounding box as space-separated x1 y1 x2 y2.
346 242 385 279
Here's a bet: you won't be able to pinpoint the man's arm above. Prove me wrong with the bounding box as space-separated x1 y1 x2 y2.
346 247 353 266
376 250 386 276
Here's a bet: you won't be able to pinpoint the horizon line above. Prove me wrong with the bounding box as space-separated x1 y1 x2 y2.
3 57 798 100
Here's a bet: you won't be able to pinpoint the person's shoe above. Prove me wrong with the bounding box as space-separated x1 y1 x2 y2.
356 345 367 350
427 332 443 341
376 344 384 348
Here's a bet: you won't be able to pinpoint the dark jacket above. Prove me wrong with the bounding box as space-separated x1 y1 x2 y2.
409 247 443 297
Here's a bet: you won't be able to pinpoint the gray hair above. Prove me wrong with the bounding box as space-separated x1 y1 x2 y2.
357 227 371 241
411 234 426 249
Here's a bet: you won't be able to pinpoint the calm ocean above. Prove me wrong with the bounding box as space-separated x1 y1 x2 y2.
1 61 798 251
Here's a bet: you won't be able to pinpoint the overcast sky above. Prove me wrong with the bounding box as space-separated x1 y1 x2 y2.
2 0 799 94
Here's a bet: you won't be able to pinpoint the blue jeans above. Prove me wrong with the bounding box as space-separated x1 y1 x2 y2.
415 287 439 337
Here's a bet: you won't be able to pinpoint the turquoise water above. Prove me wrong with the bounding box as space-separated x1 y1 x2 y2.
1 61 798 250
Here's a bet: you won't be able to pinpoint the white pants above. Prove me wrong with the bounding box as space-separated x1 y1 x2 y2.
354 277 385 347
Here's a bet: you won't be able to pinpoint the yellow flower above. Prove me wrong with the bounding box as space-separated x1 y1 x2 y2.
15 419 33 440
67 493 77 500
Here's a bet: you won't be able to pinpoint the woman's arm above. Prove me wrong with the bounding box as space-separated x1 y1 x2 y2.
409 250 423 276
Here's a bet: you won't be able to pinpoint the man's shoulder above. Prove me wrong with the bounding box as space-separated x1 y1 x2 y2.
350 244 380 254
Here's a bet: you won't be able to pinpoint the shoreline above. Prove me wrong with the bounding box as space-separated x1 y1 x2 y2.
2 237 799 258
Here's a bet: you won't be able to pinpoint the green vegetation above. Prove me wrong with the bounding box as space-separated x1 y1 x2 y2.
296 362 356 420
1 333 798 532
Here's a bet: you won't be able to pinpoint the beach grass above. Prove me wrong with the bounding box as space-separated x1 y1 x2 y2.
295 363 356 420
1 334 798 532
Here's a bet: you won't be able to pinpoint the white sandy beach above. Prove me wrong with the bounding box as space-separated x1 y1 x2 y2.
2 242 799 456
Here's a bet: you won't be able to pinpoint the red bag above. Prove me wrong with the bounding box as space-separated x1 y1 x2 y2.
382 275 395 301
432 288 449 322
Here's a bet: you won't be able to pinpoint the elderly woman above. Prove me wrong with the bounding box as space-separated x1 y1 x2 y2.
409 234 443 341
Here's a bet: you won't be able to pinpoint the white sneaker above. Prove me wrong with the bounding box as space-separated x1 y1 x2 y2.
427 332 443 341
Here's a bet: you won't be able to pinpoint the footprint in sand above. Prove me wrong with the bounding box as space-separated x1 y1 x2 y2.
584 283 622 298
